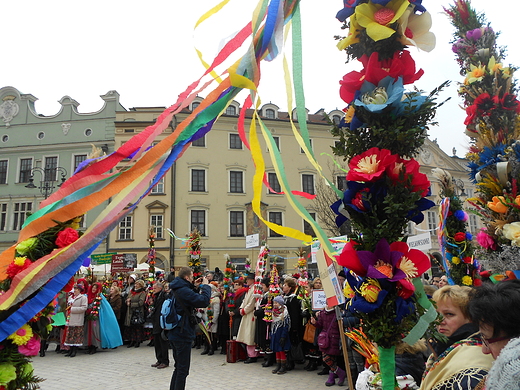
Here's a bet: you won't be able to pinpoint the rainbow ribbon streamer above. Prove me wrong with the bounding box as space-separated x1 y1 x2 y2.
0 0 337 341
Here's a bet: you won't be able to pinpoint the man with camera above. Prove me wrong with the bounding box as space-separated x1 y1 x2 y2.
167 267 211 390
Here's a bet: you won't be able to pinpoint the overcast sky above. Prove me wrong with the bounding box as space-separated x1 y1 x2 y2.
3 0 517 156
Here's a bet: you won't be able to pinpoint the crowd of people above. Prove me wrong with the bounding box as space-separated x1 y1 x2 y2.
40 266 520 390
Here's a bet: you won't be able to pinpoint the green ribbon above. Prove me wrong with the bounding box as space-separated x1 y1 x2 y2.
403 278 437 345
378 345 396 390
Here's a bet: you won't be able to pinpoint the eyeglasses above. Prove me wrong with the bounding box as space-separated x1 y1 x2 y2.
479 333 509 348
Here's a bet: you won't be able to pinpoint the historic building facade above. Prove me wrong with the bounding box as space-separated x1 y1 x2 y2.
0 86 124 254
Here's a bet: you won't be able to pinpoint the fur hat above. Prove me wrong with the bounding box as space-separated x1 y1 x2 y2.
273 295 285 306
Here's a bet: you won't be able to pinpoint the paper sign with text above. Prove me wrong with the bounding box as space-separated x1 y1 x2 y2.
315 247 345 307
312 289 327 311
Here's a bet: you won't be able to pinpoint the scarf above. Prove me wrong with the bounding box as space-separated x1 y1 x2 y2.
486 336 520 390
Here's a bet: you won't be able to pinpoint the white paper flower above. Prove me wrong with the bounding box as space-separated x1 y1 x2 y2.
399 9 436 52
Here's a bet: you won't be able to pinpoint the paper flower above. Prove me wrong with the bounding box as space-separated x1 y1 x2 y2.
356 0 410 42
454 232 467 242
15 237 38 256
7 324 33 346
362 51 424 86
452 256 461 265
503 222 520 246
386 157 430 197
355 76 404 113
347 147 398 182
461 276 473 286
487 196 508 213
465 64 486 84
6 257 32 279
336 0 362 22
18 335 40 356
360 278 382 303
55 227 80 248
337 14 362 50
399 9 435 52
0 363 16 386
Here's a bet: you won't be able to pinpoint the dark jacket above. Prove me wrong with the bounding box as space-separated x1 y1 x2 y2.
315 308 341 356
168 277 211 340
149 289 168 334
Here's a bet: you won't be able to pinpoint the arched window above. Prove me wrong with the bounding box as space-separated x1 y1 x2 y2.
226 106 237 115
265 108 275 119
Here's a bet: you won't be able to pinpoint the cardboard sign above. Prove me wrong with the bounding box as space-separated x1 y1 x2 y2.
312 289 327 311
310 235 348 263
111 253 137 273
407 232 432 251
315 247 345 307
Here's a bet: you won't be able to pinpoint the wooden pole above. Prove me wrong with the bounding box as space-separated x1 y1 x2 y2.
335 306 354 389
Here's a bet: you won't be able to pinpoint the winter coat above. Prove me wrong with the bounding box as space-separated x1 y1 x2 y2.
315 308 341 356
149 290 168 334
231 286 248 336
236 287 257 346
270 306 291 353
67 293 88 327
218 296 231 337
167 277 211 340
254 293 270 351
124 287 147 327
204 294 220 334
284 291 304 345
107 293 122 320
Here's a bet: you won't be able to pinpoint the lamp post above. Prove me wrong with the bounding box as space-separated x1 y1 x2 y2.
454 178 467 200
25 166 67 199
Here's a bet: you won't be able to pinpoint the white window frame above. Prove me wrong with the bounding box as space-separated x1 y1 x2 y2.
118 215 133 240
150 213 164 239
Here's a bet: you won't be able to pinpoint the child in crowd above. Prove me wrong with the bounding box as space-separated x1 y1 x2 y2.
270 295 291 375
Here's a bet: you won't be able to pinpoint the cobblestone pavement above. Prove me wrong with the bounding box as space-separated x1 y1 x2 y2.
32 343 337 390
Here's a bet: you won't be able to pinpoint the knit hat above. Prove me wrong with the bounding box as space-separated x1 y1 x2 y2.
129 274 137 281
273 295 285 306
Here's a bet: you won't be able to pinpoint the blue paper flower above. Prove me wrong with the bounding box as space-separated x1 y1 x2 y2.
354 76 404 113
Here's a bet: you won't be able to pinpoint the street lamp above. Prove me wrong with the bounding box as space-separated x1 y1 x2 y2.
454 178 467 200
25 166 67 199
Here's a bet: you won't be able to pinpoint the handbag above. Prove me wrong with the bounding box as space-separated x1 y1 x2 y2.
290 342 305 362
131 307 145 325
303 321 317 344
317 315 335 350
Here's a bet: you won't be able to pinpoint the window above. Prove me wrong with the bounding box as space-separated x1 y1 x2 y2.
0 203 7 231
0 160 7 184
265 108 275 119
269 212 283 237
13 202 32 231
337 176 347 191
230 171 244 193
404 221 414 236
192 135 205 147
302 174 315 195
150 214 164 239
19 158 32 183
124 129 135 133
44 156 58 181
267 136 280 153
192 102 200 111
300 139 313 153
229 133 242 149
231 257 247 273
427 211 438 232
226 106 237 115
191 210 206 236
151 177 165 194
230 211 244 237
303 213 316 237
73 154 87 172
332 115 341 125
118 216 133 240
191 169 206 192
268 172 281 194
469 214 478 234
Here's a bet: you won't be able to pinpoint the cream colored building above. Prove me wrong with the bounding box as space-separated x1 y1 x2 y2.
108 99 481 277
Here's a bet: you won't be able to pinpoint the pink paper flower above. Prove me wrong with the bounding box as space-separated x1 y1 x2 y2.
17 336 40 357
476 229 497 250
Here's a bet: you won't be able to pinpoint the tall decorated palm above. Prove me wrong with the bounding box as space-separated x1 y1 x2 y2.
445 0 520 276
330 0 444 388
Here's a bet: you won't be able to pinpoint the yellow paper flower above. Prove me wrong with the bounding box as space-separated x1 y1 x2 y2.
14 256 28 266
487 56 503 74
360 279 382 303
461 276 473 286
0 363 17 386
503 222 520 246
356 0 410 42
15 237 38 256
451 256 461 265
7 324 33 346
343 283 355 299
337 14 362 50
465 64 486 84
399 9 436 52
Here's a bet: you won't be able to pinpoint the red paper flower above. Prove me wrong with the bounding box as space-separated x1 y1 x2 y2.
347 147 397 182
362 51 424 86
55 228 79 248
386 158 430 197
453 232 466 242
6 257 32 279
340 69 366 104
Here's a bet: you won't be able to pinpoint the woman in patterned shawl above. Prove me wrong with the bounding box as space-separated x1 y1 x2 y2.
419 285 494 390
